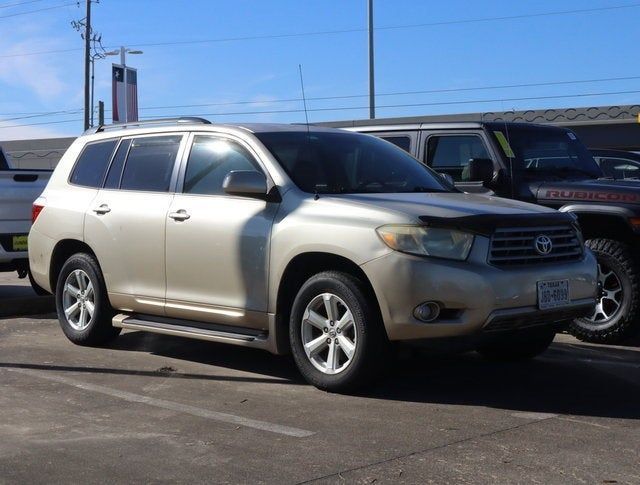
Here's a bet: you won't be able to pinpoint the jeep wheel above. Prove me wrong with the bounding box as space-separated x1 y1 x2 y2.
56 253 121 346
289 271 387 392
569 239 640 343
477 328 555 361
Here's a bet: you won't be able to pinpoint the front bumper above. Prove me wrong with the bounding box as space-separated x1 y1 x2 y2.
360 237 598 341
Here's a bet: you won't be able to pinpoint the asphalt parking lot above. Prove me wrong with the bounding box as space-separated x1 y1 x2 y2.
1 277 639 484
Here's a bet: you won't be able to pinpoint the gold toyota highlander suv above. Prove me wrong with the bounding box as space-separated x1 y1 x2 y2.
29 118 597 391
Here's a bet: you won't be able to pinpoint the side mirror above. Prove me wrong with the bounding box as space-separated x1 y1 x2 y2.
467 158 494 185
223 170 268 198
439 172 455 186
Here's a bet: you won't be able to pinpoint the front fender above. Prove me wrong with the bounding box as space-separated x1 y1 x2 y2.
559 204 640 234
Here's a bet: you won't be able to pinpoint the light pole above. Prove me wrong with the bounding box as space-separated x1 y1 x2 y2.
90 49 118 127
106 46 143 123
368 0 375 119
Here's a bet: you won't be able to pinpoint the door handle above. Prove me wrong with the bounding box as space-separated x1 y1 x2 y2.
168 210 190 221
92 204 111 215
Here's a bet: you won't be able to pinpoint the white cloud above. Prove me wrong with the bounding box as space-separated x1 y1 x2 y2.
0 39 68 99
0 120 73 141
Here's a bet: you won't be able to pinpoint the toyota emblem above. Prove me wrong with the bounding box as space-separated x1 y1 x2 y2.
534 235 553 255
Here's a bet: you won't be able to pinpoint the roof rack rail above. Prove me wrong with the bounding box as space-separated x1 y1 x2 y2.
85 117 212 135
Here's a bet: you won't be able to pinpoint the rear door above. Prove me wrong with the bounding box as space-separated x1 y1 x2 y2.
84 133 186 315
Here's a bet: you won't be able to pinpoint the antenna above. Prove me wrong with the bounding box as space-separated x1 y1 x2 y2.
298 64 310 128
298 64 318 199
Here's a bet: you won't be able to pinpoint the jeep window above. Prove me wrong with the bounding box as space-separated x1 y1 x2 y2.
491 127 601 179
380 136 411 153
256 131 449 194
183 136 261 196
597 157 640 179
70 139 118 188
426 135 490 182
119 135 182 192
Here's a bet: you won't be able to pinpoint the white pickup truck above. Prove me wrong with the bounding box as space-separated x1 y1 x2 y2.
0 145 51 291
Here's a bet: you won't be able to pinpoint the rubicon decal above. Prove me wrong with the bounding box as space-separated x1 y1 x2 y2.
544 190 639 203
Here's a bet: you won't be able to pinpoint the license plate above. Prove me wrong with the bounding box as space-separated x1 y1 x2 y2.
537 279 570 310
12 235 28 251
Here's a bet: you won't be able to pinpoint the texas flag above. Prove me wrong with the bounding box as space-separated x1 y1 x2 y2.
112 64 138 123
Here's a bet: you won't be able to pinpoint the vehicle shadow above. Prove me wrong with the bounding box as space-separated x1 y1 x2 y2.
109 330 303 383
108 331 640 420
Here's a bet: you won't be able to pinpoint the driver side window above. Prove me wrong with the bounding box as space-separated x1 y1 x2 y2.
426 135 490 182
183 136 261 196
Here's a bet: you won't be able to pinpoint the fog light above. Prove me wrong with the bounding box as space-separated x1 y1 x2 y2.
414 302 441 322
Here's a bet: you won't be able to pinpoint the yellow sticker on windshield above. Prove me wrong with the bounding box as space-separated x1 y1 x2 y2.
493 131 515 158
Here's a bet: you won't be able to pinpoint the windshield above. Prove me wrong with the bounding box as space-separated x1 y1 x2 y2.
491 126 602 179
256 131 450 194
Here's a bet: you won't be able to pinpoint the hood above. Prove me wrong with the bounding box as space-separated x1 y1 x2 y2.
327 192 555 220
535 178 640 205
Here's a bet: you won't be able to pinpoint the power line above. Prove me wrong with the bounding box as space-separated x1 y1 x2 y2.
3 74 640 121
3 88 640 130
0 0 48 9
1 2 639 58
0 1 76 19
139 89 640 119
375 2 640 31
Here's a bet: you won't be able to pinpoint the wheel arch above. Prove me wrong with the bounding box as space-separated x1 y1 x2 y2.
49 238 99 292
273 252 384 354
560 204 639 243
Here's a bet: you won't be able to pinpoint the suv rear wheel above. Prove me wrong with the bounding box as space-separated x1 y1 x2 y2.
289 271 387 392
569 239 640 343
55 253 121 346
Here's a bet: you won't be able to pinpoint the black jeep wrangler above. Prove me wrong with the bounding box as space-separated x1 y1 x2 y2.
346 121 640 344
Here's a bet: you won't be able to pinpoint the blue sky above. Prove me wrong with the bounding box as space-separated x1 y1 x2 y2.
0 0 639 139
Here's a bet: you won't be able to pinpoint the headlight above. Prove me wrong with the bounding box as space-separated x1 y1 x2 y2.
376 225 474 261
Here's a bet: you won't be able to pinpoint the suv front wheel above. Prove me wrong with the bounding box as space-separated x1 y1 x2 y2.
289 271 387 392
55 253 121 346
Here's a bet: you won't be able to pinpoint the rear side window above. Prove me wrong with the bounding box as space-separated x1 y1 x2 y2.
104 139 132 189
426 135 490 182
381 136 411 153
120 135 182 192
183 136 261 196
70 140 118 187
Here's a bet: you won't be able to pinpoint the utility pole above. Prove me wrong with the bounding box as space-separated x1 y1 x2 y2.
83 0 92 130
368 0 375 119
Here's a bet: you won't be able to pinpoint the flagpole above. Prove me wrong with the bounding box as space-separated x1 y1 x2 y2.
120 46 128 123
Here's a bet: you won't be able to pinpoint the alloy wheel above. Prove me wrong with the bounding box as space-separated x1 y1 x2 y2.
301 293 357 375
62 269 95 331
589 263 623 324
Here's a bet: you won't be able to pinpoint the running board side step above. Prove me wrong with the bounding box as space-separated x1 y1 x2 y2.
112 314 282 354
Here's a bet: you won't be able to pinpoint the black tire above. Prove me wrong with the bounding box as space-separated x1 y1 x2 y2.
28 269 51 296
477 328 555 361
289 271 387 392
569 239 640 344
55 252 120 346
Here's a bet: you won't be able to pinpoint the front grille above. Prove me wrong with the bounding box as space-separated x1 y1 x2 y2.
489 224 583 266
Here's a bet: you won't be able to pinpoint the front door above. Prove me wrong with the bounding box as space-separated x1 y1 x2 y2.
424 133 496 194
164 134 278 330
